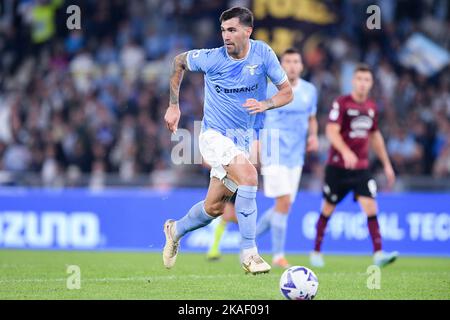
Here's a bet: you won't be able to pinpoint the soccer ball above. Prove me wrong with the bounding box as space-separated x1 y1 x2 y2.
279 266 319 300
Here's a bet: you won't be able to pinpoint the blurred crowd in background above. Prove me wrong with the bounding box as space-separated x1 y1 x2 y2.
0 0 449 190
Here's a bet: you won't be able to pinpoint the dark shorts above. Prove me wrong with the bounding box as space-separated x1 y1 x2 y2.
322 165 377 205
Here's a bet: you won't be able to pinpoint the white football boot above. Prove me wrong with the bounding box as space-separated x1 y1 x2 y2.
373 250 399 267
163 219 180 269
241 252 271 275
309 251 325 268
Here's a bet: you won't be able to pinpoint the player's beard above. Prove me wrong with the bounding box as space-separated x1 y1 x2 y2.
225 43 237 55
288 72 298 83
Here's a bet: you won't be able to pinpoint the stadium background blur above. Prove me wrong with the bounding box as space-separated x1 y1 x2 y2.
1 2 449 301
0 0 449 192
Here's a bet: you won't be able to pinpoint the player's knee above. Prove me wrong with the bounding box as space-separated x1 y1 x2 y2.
365 206 378 217
236 164 258 186
204 201 224 217
280 204 291 214
321 200 335 217
275 195 291 213
357 196 378 216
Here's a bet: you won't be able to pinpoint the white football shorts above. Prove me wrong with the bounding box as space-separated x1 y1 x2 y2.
261 165 303 202
199 129 247 193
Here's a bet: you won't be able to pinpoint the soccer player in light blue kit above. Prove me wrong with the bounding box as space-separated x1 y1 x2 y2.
205 49 319 266
163 7 293 274
257 48 319 268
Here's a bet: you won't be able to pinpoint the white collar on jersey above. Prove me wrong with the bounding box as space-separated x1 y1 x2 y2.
225 40 252 62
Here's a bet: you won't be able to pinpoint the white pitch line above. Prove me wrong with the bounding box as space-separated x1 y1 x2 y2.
0 273 280 284
2 271 449 284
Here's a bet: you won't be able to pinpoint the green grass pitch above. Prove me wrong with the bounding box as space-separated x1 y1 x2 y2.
0 250 449 300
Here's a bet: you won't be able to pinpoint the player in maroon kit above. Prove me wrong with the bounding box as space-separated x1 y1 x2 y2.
310 64 398 268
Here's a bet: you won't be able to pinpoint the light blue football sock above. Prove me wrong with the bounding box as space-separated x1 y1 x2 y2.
271 210 289 257
235 185 258 250
256 207 273 237
174 200 215 240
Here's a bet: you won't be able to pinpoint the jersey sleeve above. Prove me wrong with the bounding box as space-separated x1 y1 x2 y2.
186 49 213 73
264 45 287 86
328 98 345 125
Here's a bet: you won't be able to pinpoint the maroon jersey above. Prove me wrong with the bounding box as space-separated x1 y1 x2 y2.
326 95 378 169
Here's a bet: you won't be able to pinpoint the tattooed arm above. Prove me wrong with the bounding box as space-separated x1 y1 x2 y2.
242 80 293 114
165 52 188 133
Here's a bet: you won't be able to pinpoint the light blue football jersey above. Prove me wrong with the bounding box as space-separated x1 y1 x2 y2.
186 39 287 152
260 78 318 167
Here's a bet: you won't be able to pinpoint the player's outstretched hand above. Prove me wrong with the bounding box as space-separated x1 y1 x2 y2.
342 149 358 169
243 99 267 114
384 164 396 189
164 104 181 133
